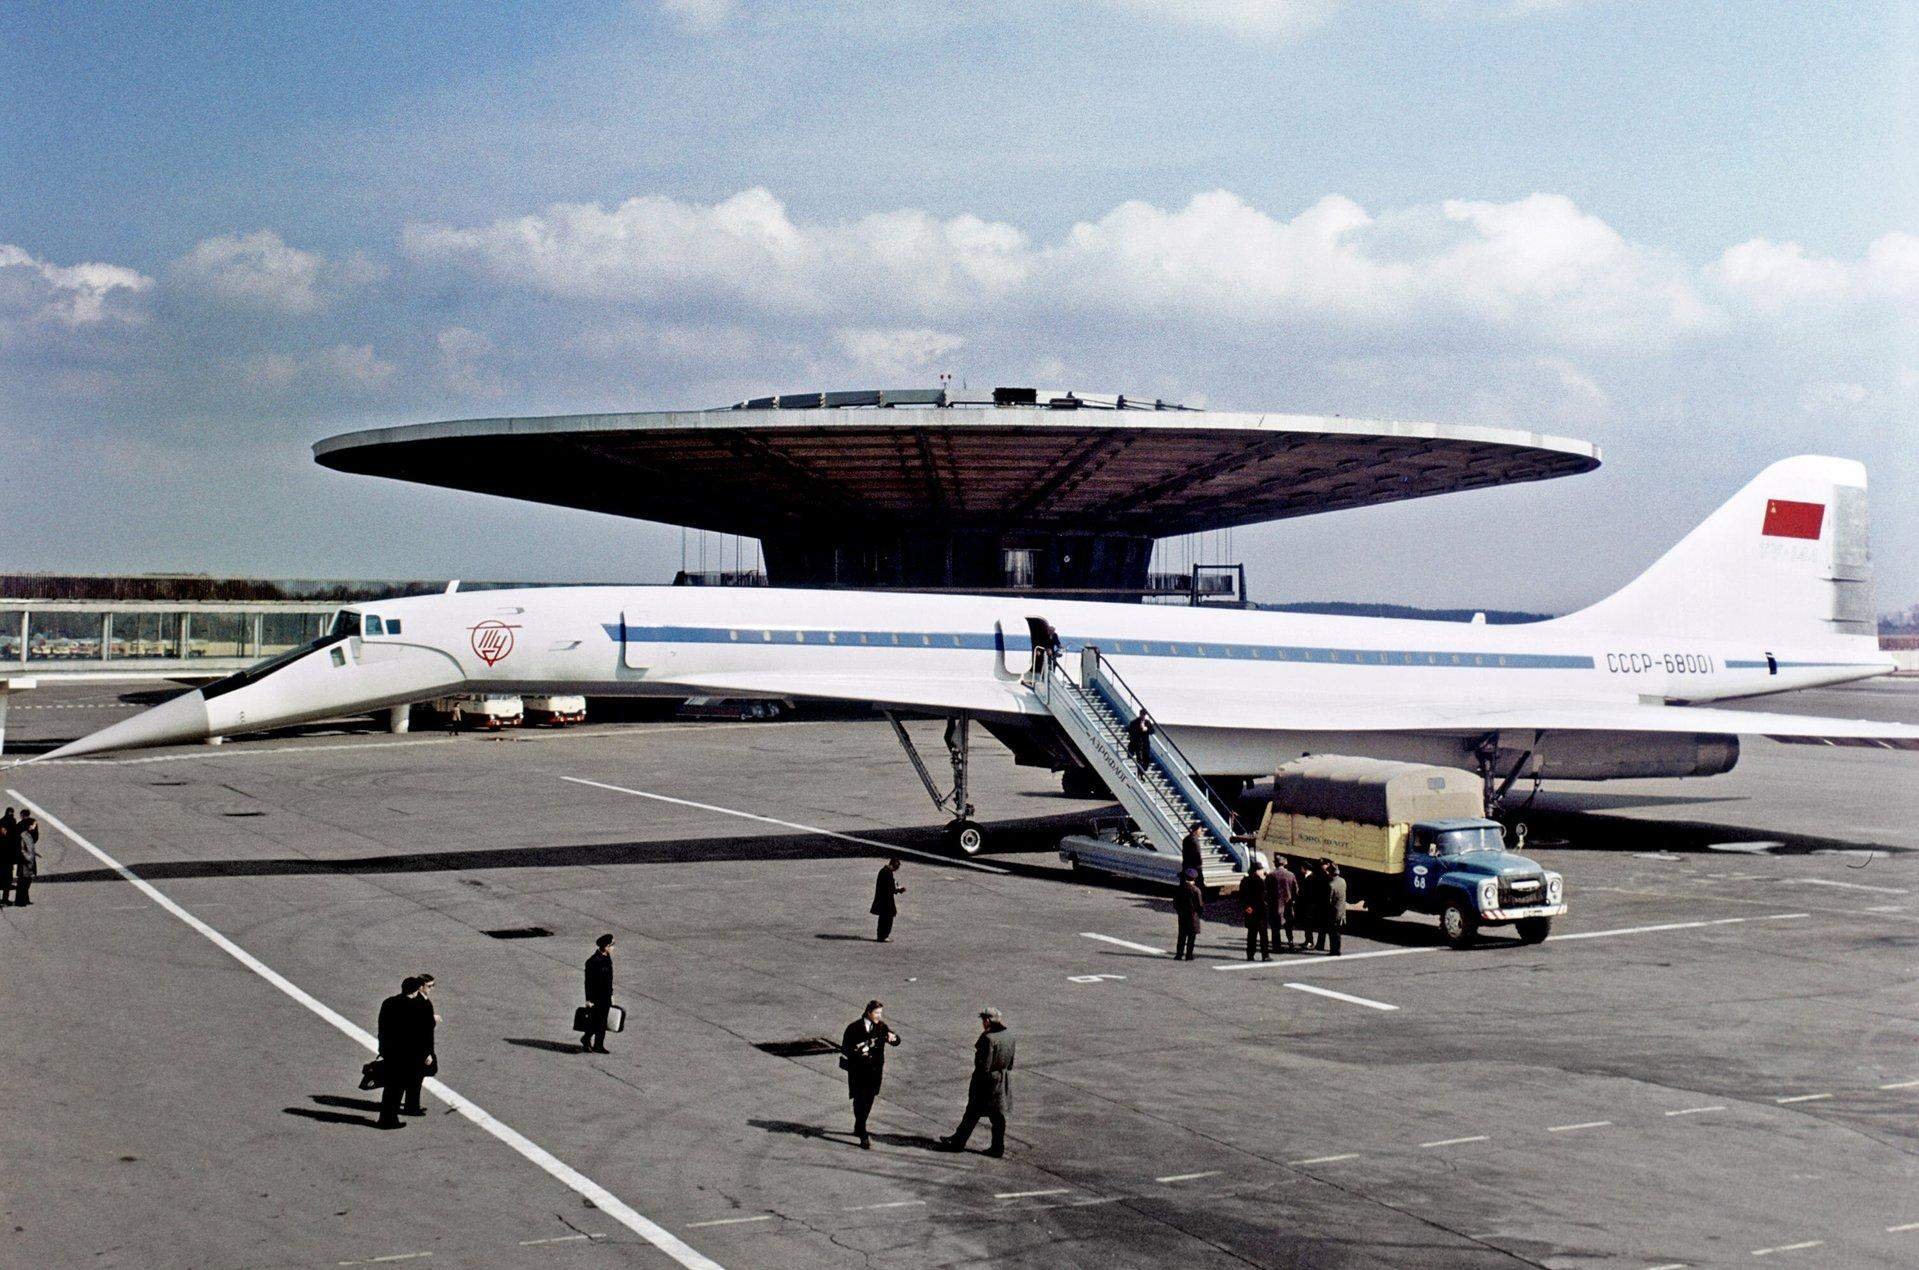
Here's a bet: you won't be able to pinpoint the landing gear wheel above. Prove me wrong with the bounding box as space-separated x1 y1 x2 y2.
1441 899 1478 949
948 819 985 857
1516 916 1553 944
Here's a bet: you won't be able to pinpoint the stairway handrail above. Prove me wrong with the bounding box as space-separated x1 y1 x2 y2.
1075 645 1250 873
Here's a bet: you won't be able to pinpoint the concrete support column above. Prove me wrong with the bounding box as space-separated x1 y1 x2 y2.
388 704 411 735
0 679 36 758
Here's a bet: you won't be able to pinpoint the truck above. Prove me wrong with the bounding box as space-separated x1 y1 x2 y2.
424 693 525 730
524 694 588 726
1255 756 1565 947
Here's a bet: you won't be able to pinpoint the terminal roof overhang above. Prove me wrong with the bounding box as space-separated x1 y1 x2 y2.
312 397 1601 539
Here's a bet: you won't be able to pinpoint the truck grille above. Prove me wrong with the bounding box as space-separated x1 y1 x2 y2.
1499 875 1545 908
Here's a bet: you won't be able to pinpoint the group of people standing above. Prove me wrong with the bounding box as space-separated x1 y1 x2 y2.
1174 843 1348 961
1 807 41 906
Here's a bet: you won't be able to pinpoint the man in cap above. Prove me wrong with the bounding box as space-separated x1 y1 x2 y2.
940 1007 1015 1157
1267 855 1298 951
581 935 615 1054
871 857 904 942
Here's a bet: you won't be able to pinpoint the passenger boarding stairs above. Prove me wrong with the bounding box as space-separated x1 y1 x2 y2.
1032 645 1250 889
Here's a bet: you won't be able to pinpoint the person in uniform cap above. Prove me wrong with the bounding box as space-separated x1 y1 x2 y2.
840 999 900 1149
940 1007 1015 1157
1266 856 1298 951
376 976 436 1129
871 858 904 942
1174 867 1205 961
1240 854 1272 961
1125 712 1156 777
1299 860 1329 953
581 935 615 1054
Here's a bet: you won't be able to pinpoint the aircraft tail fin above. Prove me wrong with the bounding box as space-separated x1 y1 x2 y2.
1556 456 1875 643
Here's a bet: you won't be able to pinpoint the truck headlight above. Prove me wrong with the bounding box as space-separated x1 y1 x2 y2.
1477 878 1499 911
1546 874 1563 904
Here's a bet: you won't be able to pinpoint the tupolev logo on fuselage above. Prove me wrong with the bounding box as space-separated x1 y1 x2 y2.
469 620 519 666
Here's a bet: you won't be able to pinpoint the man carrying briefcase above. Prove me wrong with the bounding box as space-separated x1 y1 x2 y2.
579 934 617 1054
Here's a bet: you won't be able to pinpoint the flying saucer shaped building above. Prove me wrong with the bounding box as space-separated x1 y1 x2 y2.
314 387 1600 593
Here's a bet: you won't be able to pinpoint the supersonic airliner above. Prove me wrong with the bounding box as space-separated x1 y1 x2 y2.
43 456 1919 843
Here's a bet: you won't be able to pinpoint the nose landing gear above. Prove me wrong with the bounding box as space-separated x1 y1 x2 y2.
887 711 985 857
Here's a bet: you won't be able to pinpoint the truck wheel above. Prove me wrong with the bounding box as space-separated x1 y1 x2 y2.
1441 899 1477 948
948 820 985 857
1516 917 1553 944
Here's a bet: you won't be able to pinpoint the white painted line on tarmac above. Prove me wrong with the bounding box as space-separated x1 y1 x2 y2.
1284 982 1398 1011
519 1234 600 1246
1785 877 1906 895
1664 1106 1725 1116
1291 1154 1360 1165
1774 1093 1832 1104
684 1216 773 1229
1864 904 1909 912
1420 1135 1489 1148
10 790 727 1270
339 1254 432 1266
996 1188 1071 1200
1750 1240 1822 1256
1216 945 1430 971
1547 1121 1612 1133
1155 1170 1221 1183
1880 1079 1919 1090
845 1200 927 1211
1080 932 1167 955
561 776 1008 874
1644 1263 1689 1269
1887 1221 1919 1233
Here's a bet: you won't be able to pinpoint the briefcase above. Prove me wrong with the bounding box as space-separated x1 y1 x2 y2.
573 1004 627 1033
359 1058 385 1090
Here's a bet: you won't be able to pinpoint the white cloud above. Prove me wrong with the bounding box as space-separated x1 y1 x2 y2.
241 343 395 392
831 327 966 379
1100 0 1341 42
436 326 510 399
170 229 326 313
405 187 1029 317
1708 231 1919 317
657 0 735 31
313 343 397 388
0 242 152 329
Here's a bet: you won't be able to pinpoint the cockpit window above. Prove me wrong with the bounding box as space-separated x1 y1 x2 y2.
330 611 362 637
364 615 385 636
201 629 347 701
385 618 402 635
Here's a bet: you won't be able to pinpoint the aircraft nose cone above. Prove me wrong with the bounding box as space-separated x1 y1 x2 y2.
44 689 213 760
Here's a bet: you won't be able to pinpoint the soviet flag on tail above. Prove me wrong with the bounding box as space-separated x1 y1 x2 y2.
1761 499 1824 540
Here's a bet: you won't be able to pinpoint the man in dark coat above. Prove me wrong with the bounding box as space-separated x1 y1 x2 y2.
941 1007 1015 1157
1125 712 1156 776
1180 823 1205 879
581 935 615 1054
840 999 899 1149
1297 867 1327 955
1174 868 1205 961
9 813 38 906
0 808 18 905
1267 857 1298 951
1324 862 1348 956
1240 855 1272 961
871 858 904 942
376 976 435 1128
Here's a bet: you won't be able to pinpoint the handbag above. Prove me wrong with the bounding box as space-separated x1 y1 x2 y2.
359 1058 385 1090
605 1004 626 1033
574 1003 625 1033
572 1004 593 1033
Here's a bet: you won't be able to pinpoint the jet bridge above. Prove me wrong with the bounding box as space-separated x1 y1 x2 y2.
1037 642 1250 889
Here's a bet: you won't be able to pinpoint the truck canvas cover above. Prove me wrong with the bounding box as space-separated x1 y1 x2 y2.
1270 757 1483 826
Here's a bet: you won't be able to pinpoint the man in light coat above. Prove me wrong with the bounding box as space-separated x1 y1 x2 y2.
940 1007 1015 1157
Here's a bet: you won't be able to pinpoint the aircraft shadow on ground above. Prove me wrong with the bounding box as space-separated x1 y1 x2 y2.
40 813 1091 887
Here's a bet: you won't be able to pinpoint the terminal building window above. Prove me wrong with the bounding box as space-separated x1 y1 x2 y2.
1002 548 1037 589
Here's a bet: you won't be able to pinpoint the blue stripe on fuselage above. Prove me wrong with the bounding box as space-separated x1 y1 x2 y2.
602 623 1596 670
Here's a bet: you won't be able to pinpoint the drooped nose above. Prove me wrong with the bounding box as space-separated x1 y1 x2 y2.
44 689 213 760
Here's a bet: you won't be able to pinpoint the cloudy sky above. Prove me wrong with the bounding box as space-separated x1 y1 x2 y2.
4 1 1914 612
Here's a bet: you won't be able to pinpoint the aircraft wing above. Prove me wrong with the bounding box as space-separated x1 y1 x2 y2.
652 666 1919 748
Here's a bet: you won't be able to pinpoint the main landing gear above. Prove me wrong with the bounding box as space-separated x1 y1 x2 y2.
887 711 985 856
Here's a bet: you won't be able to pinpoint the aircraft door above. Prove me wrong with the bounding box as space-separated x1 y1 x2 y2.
621 610 655 671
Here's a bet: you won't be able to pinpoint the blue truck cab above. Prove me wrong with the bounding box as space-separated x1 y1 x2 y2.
1399 817 1565 946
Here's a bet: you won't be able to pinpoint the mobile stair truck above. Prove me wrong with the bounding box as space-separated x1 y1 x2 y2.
1256 756 1565 947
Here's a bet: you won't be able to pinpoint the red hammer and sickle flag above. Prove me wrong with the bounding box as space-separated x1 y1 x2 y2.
1761 499 1824 540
